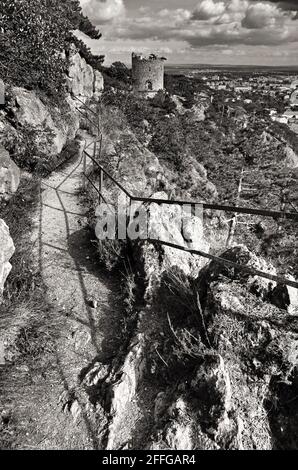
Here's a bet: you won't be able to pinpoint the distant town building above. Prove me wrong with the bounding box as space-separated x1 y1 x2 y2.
278 85 292 93
283 109 298 120
272 114 289 124
132 53 166 96
272 109 298 125
234 85 252 93
290 90 298 107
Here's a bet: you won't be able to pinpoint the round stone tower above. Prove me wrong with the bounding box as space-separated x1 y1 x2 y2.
132 53 166 96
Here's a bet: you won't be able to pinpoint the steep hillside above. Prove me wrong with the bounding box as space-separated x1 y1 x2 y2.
100 85 298 280
78 82 298 450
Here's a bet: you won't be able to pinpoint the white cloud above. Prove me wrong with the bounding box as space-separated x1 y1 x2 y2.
192 0 226 20
80 0 125 24
78 0 298 66
228 0 248 13
158 8 192 23
104 1 297 48
242 2 283 29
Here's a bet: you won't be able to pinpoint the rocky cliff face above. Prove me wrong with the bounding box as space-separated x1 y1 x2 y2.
0 219 14 301
83 103 298 449
0 47 104 163
82 110 221 449
9 87 80 157
285 145 298 169
0 145 20 202
66 50 104 102
92 245 298 450
95 119 210 283
200 278 298 449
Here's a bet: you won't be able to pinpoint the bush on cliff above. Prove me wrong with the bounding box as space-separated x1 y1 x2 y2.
0 0 103 99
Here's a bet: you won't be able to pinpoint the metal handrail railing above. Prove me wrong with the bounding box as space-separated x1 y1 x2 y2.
147 238 298 290
83 151 298 222
78 98 298 292
132 196 298 222
83 150 133 199
73 95 100 119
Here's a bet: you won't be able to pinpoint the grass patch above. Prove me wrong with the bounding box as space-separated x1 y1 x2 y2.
141 267 216 389
0 174 56 449
15 323 55 359
0 174 41 301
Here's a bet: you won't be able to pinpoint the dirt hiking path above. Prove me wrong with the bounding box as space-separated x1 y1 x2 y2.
0 148 123 449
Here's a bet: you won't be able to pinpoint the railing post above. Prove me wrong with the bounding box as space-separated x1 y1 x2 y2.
99 134 103 161
99 168 103 204
83 151 87 190
226 167 244 248
93 141 97 172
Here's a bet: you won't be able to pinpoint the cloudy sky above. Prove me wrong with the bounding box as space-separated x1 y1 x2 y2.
78 0 298 65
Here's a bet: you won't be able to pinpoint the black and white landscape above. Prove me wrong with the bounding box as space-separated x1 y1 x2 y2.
0 0 298 453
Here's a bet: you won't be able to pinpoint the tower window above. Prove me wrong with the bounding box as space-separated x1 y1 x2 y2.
146 80 153 91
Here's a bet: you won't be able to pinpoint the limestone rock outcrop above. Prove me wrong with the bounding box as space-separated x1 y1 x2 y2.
0 47 104 161
198 245 298 314
285 145 298 169
151 398 201 450
106 334 146 450
173 158 218 200
10 87 80 156
197 245 277 301
0 145 20 201
0 219 15 300
142 190 210 277
203 280 298 449
148 275 298 450
0 115 18 152
172 93 209 122
271 275 298 314
188 102 208 122
67 51 104 101
94 70 105 99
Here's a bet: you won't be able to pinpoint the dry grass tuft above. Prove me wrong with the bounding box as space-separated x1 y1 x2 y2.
121 258 138 316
